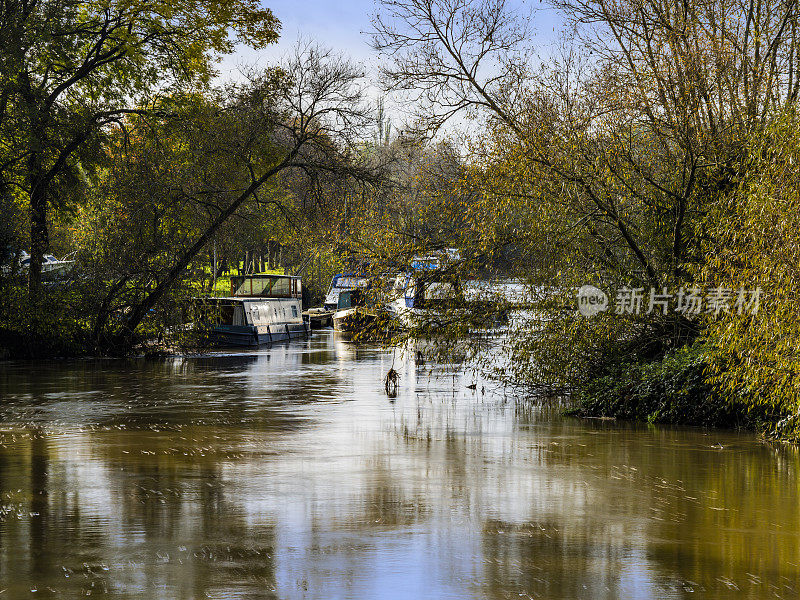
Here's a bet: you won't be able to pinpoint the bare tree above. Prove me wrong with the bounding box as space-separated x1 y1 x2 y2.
372 0 531 133
372 0 663 284
553 0 800 276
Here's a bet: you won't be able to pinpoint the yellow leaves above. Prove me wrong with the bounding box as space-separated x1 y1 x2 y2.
701 107 800 414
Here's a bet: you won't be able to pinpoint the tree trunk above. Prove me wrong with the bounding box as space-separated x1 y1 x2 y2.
114 149 300 348
215 257 227 278
28 183 48 294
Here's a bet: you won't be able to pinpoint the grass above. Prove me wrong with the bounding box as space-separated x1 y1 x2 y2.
191 266 284 296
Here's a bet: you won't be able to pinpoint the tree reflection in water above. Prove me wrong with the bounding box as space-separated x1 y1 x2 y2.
0 332 797 598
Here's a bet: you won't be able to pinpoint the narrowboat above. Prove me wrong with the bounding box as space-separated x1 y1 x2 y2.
195 274 309 347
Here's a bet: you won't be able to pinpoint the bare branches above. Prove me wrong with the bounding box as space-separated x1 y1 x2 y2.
278 40 370 158
372 0 531 133
100 42 375 344
372 0 800 287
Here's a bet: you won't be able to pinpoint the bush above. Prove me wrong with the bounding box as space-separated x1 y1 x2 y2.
699 108 800 425
568 344 764 429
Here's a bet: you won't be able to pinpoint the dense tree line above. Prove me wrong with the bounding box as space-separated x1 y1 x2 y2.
0 0 383 354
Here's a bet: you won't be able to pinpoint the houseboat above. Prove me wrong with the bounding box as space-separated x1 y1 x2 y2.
195 274 309 347
387 271 463 328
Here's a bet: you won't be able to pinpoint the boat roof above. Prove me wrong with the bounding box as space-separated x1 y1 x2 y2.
195 297 294 302
231 273 302 279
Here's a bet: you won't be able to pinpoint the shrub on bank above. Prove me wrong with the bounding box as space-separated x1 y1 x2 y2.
697 109 800 441
568 344 776 432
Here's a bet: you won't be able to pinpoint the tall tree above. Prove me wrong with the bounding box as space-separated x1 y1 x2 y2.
78 43 371 349
0 0 279 291
372 0 800 288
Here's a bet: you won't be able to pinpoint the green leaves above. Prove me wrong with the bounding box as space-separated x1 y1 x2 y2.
0 0 281 290
700 107 800 424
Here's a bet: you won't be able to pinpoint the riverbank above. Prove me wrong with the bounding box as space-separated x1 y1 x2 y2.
566 343 792 441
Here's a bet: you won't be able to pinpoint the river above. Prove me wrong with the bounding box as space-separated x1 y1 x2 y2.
0 331 797 599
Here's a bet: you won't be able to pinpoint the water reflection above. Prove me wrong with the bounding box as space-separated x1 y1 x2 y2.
0 332 798 598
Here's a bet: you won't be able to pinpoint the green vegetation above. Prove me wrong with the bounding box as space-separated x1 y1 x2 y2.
1 2 377 355
363 0 800 440
567 344 761 430
698 108 800 441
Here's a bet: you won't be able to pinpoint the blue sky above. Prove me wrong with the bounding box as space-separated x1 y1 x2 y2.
219 0 381 79
218 0 565 133
220 0 565 80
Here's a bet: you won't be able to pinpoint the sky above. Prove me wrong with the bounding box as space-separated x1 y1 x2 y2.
218 0 566 133
219 0 381 81
220 0 565 77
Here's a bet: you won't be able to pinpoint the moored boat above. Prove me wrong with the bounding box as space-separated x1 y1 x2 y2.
301 272 371 330
303 306 334 329
332 289 379 333
1 250 76 280
386 272 463 328
323 273 370 311
195 274 309 347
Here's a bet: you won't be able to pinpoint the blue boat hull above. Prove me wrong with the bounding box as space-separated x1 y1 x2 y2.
210 323 310 347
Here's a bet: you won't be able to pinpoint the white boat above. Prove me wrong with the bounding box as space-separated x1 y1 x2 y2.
386 271 516 332
332 288 382 333
386 272 462 328
1 250 76 277
195 274 309 347
323 273 370 311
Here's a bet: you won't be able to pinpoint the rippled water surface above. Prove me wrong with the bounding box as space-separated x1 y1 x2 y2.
0 331 798 599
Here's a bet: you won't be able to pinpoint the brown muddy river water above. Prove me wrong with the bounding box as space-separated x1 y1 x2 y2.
0 331 798 599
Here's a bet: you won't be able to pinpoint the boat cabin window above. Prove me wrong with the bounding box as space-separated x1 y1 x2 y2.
337 289 365 309
333 276 369 289
232 276 296 298
270 277 291 297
